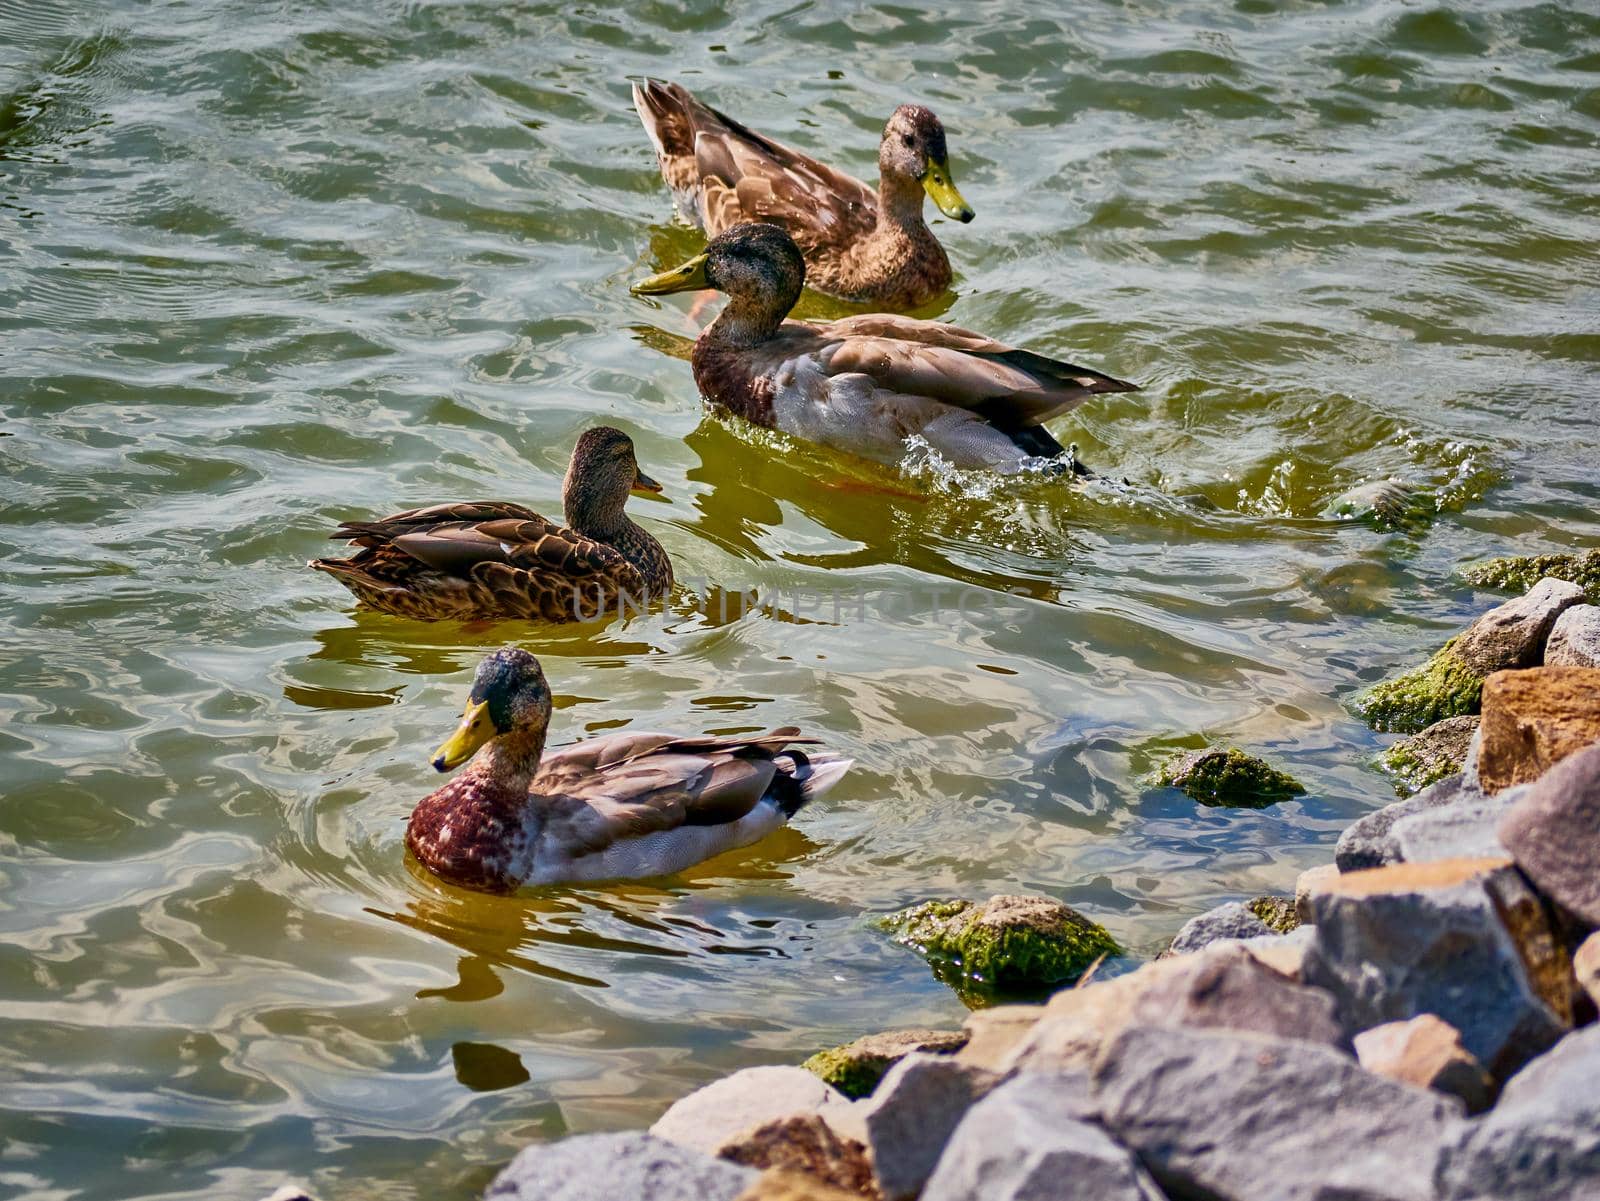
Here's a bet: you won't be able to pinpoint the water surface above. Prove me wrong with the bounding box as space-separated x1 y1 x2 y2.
2 1 1598 1197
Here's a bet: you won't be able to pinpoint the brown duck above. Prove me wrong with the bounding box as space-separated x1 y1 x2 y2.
632 223 1138 474
407 647 852 892
310 427 672 622
632 78 973 310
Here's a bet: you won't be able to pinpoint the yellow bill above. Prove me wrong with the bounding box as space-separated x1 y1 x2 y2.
923 158 975 223
630 252 710 296
431 699 494 772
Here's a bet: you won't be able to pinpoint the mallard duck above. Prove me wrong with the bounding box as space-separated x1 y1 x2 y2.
407 648 852 891
632 79 973 310
631 222 1138 473
310 427 672 622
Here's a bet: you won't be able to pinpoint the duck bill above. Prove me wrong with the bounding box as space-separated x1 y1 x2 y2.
431 699 494 772
630 252 710 296
631 467 664 495
923 159 975 223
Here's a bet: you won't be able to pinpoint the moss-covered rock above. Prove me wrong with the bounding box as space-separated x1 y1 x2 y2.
1156 747 1306 808
1463 549 1600 604
1245 895 1301 935
1354 637 1484 734
878 895 1119 1001
1378 714 1480 796
800 1028 966 1099
1324 478 1434 530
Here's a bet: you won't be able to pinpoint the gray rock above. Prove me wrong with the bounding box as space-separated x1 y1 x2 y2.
1388 788 1521 864
485 1132 756 1201
1545 603 1600 667
857 1052 998 1201
1302 858 1569 1078
1166 901 1273 954
922 1073 1162 1201
649 1065 849 1156
1093 1026 1465 1201
1437 1024 1600 1200
1335 773 1472 871
1453 577 1585 675
1498 741 1600 926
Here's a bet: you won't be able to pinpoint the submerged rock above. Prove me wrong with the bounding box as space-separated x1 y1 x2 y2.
802 1029 967 1099
1545 603 1600 667
1462 547 1600 604
1325 477 1433 528
878 895 1118 996
1302 857 1570 1078
1354 1015 1495 1114
1498 740 1600 926
1155 746 1305 807
1476 666 1600 794
486 1132 756 1201
1093 1026 1466 1201
1380 714 1480 795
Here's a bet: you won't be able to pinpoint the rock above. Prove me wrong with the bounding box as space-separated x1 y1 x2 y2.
650 1066 850 1157
717 1114 875 1197
260 1190 317 1201
1575 932 1600 1014
1301 857 1571 1077
1463 548 1600 604
1387 788 1519 864
486 1132 757 1201
1244 894 1300 933
1325 477 1432 528
1437 1023 1600 1200
855 1053 998 1201
1353 1015 1495 1114
1380 714 1481 795
734 1170 866 1201
1451 577 1584 675
1477 666 1600 793
953 1005 1044 1072
1335 773 1472 871
1007 942 1346 1074
1545 603 1600 667
1155 746 1304 807
921 1074 1162 1201
1295 863 1341 924
802 1029 967 1099
1093 1026 1466 1201
1498 740 1600 926
1166 901 1273 954
877 895 1118 996
1355 638 1487 734
1233 924 1317 980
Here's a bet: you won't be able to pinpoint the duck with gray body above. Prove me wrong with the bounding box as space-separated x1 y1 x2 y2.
405 648 852 892
632 222 1138 475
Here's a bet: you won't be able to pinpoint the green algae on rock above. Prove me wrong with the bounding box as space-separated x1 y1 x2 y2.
878 895 1118 1000
1354 637 1484 734
1463 549 1600 604
1245 895 1301 935
1378 714 1480 796
801 1028 967 1099
1156 747 1306 808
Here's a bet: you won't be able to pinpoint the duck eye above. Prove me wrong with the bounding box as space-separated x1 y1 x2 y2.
901 134 914 148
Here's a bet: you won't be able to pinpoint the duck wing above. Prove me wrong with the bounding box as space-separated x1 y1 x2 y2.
633 78 876 247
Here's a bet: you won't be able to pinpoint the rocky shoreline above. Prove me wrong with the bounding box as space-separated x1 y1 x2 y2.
283 553 1600 1201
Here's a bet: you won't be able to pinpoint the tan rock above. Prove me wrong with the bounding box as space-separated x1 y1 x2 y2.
1575 933 1600 1017
735 1168 869 1201
1354 1015 1496 1113
953 1005 1043 1072
1476 666 1600 793
719 1114 877 1198
1295 863 1341 925
650 1065 851 1157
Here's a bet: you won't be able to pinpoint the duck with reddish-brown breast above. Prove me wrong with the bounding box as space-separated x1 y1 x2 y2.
310 427 672 622
633 78 973 310
631 222 1138 474
406 648 852 892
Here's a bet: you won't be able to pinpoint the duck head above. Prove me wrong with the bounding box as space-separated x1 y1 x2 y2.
880 105 973 223
563 425 662 537
431 647 553 773
632 222 806 328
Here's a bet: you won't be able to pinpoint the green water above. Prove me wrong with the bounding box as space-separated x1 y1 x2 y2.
2 0 1597 1197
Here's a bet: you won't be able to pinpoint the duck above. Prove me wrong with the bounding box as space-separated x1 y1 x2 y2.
631 222 1138 474
407 647 852 891
310 426 673 622
632 78 974 310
